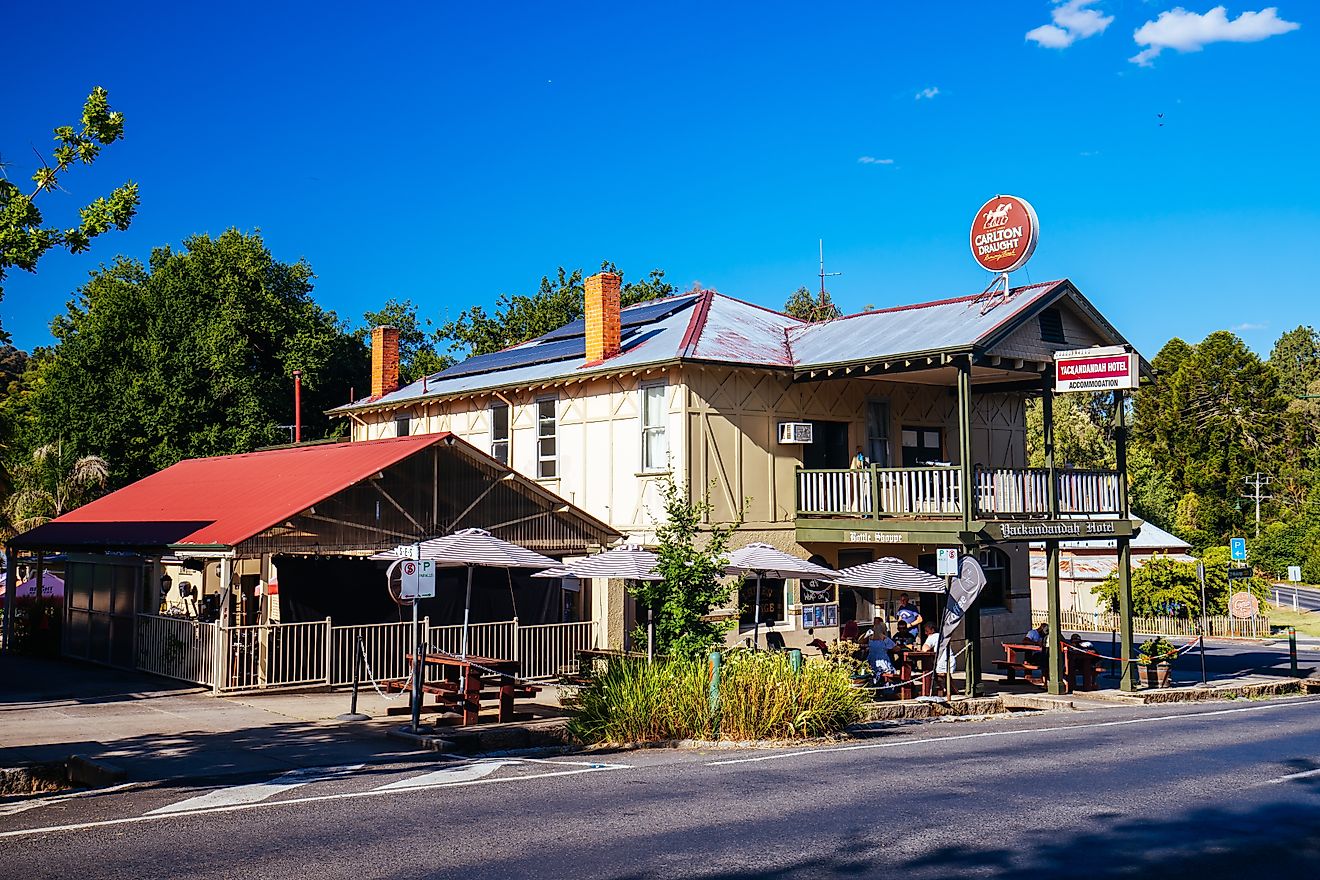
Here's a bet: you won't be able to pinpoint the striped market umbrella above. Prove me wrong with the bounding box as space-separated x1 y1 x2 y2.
724 544 855 650
834 557 946 594
562 545 662 660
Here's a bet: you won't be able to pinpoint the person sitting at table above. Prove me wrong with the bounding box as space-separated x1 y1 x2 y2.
1068 633 1095 652
921 623 955 696
1024 622 1049 679
894 593 923 634
867 628 897 678
892 621 918 648
841 618 860 641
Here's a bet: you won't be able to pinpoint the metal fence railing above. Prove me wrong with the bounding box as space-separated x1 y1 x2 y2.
135 614 219 686
518 621 597 679
1032 609 1270 639
135 614 600 693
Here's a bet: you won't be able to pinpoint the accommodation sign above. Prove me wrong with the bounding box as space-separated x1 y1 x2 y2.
983 519 1132 542
970 194 1039 274
1055 345 1139 393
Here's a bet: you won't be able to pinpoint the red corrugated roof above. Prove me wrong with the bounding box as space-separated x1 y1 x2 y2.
17 435 449 549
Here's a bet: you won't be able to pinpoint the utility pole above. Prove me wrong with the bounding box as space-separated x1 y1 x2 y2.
818 239 841 299
1241 472 1272 539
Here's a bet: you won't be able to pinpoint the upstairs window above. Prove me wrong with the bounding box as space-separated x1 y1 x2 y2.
1039 307 1066 344
394 416 411 438
536 397 557 479
640 384 668 471
490 402 510 465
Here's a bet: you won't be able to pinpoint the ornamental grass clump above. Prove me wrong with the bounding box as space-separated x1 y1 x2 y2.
565 652 865 745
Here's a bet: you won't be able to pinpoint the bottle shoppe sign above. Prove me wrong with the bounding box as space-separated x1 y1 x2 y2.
970 195 1038 273
1055 345 1139 392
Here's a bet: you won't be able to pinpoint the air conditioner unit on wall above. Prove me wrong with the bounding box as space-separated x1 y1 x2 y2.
778 422 814 444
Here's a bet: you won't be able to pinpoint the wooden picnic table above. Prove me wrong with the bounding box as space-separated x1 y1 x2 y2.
994 642 1100 693
384 652 540 726
893 648 936 700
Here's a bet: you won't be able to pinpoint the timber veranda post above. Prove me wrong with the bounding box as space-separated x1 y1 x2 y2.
1114 388 1137 692
2 545 16 652
957 356 981 696
1043 373 1065 695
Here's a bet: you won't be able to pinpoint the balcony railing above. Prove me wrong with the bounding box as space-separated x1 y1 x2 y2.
795 466 1122 520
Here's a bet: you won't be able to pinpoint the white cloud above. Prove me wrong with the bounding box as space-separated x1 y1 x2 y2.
857 156 895 165
1027 0 1114 48
1131 6 1301 66
915 86 940 100
1233 321 1268 331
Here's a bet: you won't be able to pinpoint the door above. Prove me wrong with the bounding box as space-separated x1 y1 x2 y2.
64 557 143 669
804 421 850 469
901 426 945 467
866 401 891 467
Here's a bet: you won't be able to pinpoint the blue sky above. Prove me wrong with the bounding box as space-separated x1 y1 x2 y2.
3 1 1316 359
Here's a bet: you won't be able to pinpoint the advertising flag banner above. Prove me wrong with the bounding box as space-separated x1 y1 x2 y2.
940 556 988 643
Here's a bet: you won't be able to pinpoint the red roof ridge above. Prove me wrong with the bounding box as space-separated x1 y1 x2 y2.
678 289 715 358
706 289 808 323
791 279 1065 327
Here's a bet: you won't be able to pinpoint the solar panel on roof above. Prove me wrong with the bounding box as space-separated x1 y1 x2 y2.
536 295 698 343
434 336 587 380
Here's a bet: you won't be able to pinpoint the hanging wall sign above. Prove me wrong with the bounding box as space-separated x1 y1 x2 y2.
1055 345 1139 393
970 194 1039 273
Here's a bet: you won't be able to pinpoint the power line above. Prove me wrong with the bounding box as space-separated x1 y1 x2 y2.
1241 472 1273 539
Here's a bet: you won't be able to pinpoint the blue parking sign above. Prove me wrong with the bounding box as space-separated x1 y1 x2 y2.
1230 537 1247 561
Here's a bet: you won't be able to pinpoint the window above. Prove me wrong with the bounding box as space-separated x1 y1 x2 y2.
1039 307 1066 344
394 416 411 438
866 400 891 467
901 426 944 467
490 402 510 465
536 397 557 479
640 384 668 471
739 578 786 627
977 547 1010 609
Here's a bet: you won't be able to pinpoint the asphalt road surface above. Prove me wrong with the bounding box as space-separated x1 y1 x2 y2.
4 695 1320 879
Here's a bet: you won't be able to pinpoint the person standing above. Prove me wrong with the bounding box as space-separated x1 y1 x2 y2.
895 593 923 633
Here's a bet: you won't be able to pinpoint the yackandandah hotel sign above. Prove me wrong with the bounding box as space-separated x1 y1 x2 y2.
970 194 1038 273
1054 345 1139 392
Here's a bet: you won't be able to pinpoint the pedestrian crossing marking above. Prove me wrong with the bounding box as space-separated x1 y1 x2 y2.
147 764 364 815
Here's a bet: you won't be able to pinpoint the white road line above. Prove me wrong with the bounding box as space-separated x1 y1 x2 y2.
705 699 1312 766
0 783 139 817
146 764 364 815
0 764 627 839
373 760 518 790
1269 767 1320 784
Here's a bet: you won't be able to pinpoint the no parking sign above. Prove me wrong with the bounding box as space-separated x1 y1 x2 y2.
399 559 436 599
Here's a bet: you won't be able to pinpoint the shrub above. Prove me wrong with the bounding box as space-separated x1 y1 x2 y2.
564 652 865 744
1138 636 1178 666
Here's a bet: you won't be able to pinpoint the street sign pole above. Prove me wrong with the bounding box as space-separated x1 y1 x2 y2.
1197 561 1207 685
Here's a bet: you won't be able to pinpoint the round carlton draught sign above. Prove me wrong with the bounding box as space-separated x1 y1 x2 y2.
970 195 1039 273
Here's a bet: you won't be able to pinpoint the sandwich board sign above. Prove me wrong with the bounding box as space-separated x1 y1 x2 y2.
399 559 436 599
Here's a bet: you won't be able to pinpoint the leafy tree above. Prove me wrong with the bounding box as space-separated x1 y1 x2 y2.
1130 332 1286 548
0 87 139 342
27 230 367 486
633 478 744 659
437 263 674 358
783 286 841 322
1269 325 1320 400
4 442 108 537
1025 392 1116 470
362 299 452 384
1092 545 1271 617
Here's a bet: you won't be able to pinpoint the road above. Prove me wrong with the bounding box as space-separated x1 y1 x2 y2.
1271 584 1320 612
4 695 1320 878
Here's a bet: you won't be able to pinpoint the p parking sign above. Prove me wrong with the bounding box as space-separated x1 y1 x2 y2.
399 559 436 599
1230 537 1247 561
936 548 959 577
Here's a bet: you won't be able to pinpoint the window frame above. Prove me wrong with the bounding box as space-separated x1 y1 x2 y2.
639 382 669 472
394 415 411 438
489 401 510 465
976 547 1011 610
536 396 558 479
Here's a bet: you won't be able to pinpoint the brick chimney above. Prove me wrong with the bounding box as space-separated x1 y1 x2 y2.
584 271 622 363
371 325 400 397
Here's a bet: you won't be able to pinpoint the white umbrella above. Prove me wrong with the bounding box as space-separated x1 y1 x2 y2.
560 545 662 660
723 543 854 649
373 528 556 731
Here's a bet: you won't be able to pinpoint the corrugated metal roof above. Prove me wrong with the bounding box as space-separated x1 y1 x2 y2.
12 435 450 549
337 278 1138 414
786 281 1064 368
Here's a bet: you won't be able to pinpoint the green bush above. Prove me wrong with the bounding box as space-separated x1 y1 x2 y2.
564 652 865 744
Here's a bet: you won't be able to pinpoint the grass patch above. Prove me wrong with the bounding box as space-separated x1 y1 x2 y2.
565 653 866 745
1267 608 1320 639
